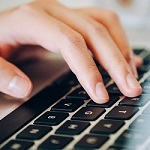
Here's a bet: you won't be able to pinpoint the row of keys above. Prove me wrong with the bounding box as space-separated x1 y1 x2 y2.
34 105 139 127
14 119 126 142
51 93 149 115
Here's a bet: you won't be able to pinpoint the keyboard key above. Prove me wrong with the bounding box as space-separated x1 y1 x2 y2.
34 111 68 126
51 98 84 112
67 87 89 100
107 84 123 95
39 135 73 149
75 134 109 149
91 119 124 135
87 95 119 108
17 125 52 140
130 115 150 131
56 71 79 88
105 106 139 120
56 120 90 135
141 82 150 94
114 130 149 148
72 107 105 121
1 140 34 150
119 94 150 107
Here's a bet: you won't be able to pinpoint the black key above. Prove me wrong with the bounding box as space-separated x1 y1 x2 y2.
107 84 123 95
143 104 150 114
130 115 150 131
114 130 149 148
101 71 111 78
17 125 52 140
91 119 124 134
56 120 90 135
105 106 139 120
56 71 79 88
141 82 150 94
72 107 105 121
119 94 150 107
87 95 119 108
1 140 34 150
75 134 109 149
34 111 68 126
51 98 84 112
67 87 89 100
39 135 73 149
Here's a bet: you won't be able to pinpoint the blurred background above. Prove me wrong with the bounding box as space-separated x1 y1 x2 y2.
0 0 150 47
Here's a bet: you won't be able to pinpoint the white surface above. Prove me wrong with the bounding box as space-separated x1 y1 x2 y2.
0 0 94 10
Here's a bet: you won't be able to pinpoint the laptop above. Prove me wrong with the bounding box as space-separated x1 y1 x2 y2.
0 33 149 150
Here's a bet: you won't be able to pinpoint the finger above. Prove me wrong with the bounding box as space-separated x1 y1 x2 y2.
77 8 138 77
59 32 109 104
5 5 109 103
0 57 32 98
43 4 142 97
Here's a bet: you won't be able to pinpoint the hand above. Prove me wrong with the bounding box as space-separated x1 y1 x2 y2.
0 0 142 103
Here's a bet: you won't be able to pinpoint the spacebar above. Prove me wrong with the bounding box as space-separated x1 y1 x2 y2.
0 84 70 144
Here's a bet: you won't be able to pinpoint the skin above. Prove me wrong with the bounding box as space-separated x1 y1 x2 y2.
0 0 142 103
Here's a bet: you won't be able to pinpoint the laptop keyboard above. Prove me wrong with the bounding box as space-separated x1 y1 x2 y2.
0 48 150 150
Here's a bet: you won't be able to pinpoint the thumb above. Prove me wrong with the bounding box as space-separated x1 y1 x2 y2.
0 57 32 98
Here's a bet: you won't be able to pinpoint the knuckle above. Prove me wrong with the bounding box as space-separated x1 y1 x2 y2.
61 31 85 48
90 22 108 36
79 63 101 81
95 23 108 33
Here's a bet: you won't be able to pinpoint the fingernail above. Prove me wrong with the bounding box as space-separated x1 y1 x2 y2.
96 82 109 102
8 75 31 98
126 73 142 89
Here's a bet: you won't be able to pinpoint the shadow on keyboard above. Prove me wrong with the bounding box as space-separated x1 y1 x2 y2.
0 48 150 150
